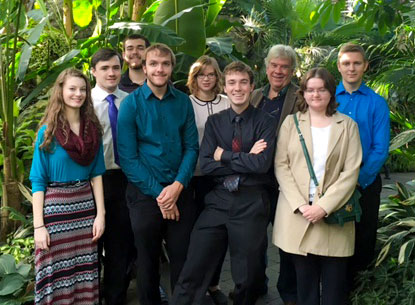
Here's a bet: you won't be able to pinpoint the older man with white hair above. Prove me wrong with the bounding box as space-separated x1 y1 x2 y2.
250 44 299 305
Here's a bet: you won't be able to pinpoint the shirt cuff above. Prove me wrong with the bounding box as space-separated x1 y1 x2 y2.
221 150 232 164
174 175 188 189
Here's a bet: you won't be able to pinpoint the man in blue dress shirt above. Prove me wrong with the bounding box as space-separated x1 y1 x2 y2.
117 43 199 305
336 43 390 288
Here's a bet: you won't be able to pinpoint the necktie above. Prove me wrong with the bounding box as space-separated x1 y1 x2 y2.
106 94 119 165
223 116 242 192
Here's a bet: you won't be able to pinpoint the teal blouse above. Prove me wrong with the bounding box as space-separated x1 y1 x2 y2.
30 125 106 193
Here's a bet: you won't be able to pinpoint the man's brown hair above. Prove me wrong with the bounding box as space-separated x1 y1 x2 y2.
223 61 254 84
297 67 338 116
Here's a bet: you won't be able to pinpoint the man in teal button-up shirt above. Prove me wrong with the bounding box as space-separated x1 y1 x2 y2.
117 43 199 305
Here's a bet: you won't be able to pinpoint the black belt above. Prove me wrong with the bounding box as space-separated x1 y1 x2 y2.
48 179 89 187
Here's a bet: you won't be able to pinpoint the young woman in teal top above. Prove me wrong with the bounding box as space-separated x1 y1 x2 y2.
30 68 106 305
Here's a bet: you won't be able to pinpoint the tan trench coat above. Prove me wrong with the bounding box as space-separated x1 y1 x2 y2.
272 111 362 257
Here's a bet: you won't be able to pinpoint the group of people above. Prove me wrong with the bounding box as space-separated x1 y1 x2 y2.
30 33 390 305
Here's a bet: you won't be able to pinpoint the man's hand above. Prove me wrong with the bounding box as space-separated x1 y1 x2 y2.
160 204 180 221
214 146 224 161
250 139 267 154
157 181 184 210
302 205 327 224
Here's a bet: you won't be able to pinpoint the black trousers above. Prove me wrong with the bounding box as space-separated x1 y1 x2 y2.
348 174 382 287
102 170 135 305
259 184 297 303
191 176 226 288
126 183 197 305
172 186 269 305
291 253 348 305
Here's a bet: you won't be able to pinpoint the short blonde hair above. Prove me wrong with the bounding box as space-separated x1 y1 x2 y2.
338 43 367 61
187 55 222 95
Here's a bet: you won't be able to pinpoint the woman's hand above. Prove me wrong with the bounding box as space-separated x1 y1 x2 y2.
302 205 327 224
35 227 50 251
92 214 105 242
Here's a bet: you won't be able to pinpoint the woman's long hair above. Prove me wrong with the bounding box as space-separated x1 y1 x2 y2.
38 68 102 151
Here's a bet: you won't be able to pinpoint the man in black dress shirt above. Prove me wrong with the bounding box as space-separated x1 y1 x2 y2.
119 34 150 93
171 61 277 305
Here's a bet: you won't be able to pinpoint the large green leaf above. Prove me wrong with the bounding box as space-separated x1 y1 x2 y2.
206 18 239 37
141 0 163 23
319 3 332 29
389 129 415 152
16 264 31 278
109 22 185 46
0 273 25 296
398 239 415 264
73 0 94 28
206 37 233 56
205 0 227 27
291 0 319 40
174 52 197 75
0 255 16 275
17 17 48 81
154 0 206 58
53 49 81 67
332 0 344 23
160 3 209 27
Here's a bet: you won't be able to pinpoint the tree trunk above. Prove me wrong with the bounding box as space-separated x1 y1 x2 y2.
0 181 21 241
63 0 73 37
132 0 146 21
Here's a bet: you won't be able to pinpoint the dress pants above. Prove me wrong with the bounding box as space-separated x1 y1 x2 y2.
348 174 382 288
172 186 269 305
291 253 348 305
102 170 135 305
191 176 226 288
259 183 297 303
126 183 197 305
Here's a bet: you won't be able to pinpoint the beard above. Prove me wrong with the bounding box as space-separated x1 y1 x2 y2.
147 75 169 88
130 62 143 70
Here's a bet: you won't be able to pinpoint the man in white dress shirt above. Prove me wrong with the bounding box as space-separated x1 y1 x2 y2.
91 48 133 305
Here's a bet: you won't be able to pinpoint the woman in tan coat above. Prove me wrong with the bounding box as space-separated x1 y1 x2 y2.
273 68 362 305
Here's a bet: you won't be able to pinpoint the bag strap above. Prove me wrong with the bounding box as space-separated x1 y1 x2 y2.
293 113 319 187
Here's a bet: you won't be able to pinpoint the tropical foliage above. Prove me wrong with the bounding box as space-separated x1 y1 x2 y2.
1 0 415 302
352 180 415 305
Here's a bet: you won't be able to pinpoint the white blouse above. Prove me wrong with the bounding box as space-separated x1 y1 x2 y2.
190 94 230 176
309 124 332 201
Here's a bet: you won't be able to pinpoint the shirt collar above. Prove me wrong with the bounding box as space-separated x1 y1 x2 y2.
336 81 370 96
121 70 134 85
142 81 176 100
229 104 253 122
93 85 123 101
262 83 290 100
122 69 145 86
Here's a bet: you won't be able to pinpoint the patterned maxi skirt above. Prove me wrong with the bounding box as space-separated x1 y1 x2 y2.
35 181 99 305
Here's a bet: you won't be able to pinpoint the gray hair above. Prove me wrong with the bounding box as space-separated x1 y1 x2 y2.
264 44 297 70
